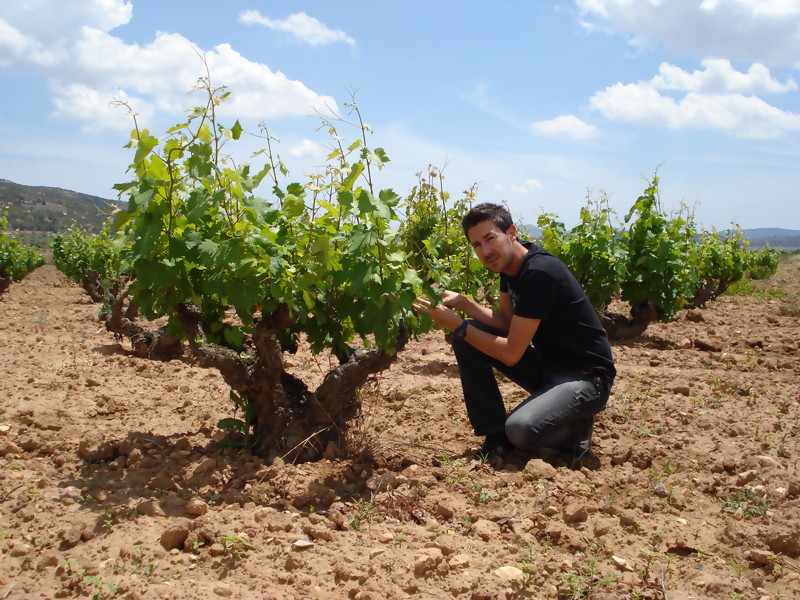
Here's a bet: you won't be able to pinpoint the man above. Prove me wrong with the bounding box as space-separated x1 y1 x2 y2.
413 203 615 465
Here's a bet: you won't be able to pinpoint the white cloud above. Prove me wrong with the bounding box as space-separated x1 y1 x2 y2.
494 179 545 195
206 44 337 120
239 10 356 47
651 59 797 94
576 0 800 66
50 82 149 132
0 2 338 131
289 139 324 159
0 18 61 68
589 58 800 138
591 82 800 138
530 115 598 139
1 0 131 45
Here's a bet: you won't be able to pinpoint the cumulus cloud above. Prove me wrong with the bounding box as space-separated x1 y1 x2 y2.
650 59 797 94
494 178 544 195
530 115 598 139
288 139 324 159
239 10 356 47
575 0 800 66
0 1 337 131
591 81 800 138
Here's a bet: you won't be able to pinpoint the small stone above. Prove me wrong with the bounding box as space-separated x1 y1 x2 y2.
379 531 395 543
755 455 779 468
292 539 314 549
60 527 83 549
449 554 470 568
366 472 404 492
471 519 501 540
212 585 233 597
10 542 33 557
769 487 788 500
185 498 209 516
524 458 557 479
492 565 524 581
413 548 443 575
736 470 759 485
563 502 590 523
160 520 190 551
137 498 166 517
36 553 59 570
693 338 722 352
748 549 774 565
611 555 635 571
0 440 22 456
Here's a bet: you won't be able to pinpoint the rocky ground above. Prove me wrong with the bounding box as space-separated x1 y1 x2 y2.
1 257 799 600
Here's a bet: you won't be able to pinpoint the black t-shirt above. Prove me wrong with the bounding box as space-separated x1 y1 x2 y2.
501 242 615 380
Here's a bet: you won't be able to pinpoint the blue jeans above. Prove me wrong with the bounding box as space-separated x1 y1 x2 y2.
451 320 610 452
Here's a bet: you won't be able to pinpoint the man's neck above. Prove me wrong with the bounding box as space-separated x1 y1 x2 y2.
502 241 529 277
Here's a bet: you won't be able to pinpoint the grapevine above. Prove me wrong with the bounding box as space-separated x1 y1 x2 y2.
50 225 125 305
398 166 497 305
0 214 45 294
104 76 432 461
537 174 779 340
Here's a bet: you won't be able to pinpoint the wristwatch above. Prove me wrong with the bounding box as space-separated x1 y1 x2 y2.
453 320 469 341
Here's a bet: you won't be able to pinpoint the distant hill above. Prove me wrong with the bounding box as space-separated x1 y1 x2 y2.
741 228 800 249
0 179 125 245
521 223 800 250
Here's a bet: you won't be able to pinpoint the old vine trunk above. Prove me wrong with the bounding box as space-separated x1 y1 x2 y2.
104 298 408 463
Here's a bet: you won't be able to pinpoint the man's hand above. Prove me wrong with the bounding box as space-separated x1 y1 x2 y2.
439 290 467 310
412 296 463 331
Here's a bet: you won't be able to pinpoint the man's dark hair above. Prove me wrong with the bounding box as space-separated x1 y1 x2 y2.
461 203 514 237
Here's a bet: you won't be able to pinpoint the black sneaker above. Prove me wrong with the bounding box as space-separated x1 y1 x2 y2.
575 416 594 455
475 431 514 461
567 416 600 469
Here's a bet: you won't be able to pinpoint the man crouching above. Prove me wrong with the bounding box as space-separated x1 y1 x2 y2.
413 203 615 467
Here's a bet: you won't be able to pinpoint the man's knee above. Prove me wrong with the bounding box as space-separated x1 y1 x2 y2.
504 412 543 450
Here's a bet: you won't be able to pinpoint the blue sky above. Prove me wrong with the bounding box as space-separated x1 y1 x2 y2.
1 0 799 230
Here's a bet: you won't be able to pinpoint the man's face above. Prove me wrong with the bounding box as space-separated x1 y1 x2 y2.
467 220 517 274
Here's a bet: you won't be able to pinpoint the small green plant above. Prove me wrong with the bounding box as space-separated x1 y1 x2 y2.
349 493 380 531
467 482 495 504
62 559 117 599
515 541 539 583
559 558 618 599
722 490 770 518
218 533 253 560
100 507 117 530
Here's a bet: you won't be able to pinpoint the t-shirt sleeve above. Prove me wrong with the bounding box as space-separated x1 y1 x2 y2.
513 268 557 320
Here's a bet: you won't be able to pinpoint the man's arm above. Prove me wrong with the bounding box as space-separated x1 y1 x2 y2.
413 295 539 366
441 290 513 333
461 314 540 366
